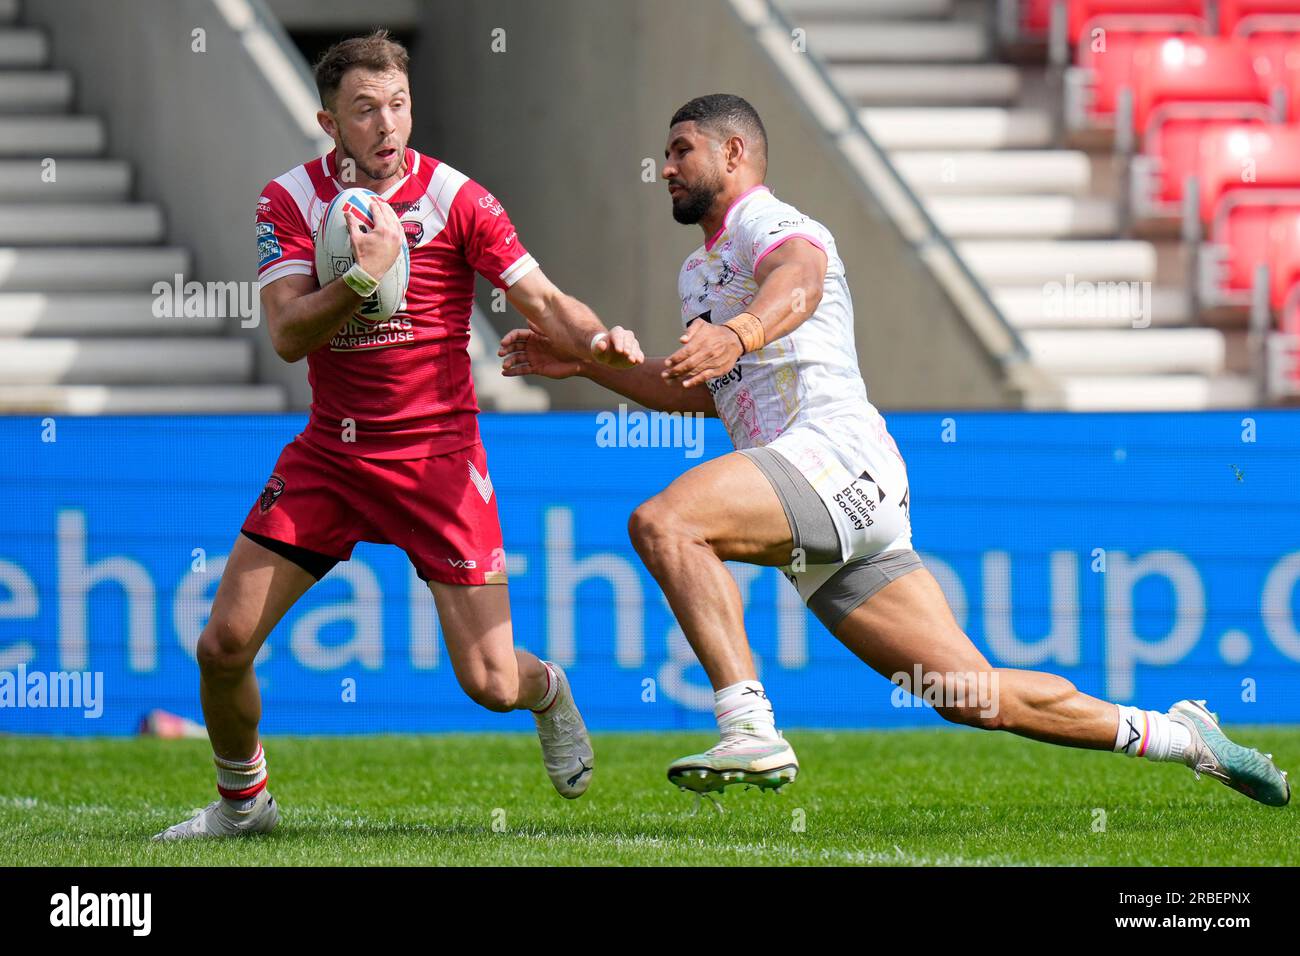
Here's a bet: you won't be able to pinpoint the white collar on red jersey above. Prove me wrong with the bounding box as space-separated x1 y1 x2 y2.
321 147 420 199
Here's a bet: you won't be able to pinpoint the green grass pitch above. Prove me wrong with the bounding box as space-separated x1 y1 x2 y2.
0 728 1294 866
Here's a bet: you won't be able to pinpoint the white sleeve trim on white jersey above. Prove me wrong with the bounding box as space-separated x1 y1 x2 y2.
258 259 313 289
500 253 538 287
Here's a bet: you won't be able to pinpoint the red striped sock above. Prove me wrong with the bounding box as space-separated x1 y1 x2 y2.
214 743 268 801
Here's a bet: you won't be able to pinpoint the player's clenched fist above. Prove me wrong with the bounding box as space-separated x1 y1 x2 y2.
498 327 584 379
345 198 404 280
589 325 644 369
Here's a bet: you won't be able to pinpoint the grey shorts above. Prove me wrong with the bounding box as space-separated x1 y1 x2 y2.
739 445 924 634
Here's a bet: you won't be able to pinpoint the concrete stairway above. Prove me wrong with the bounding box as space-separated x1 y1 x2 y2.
777 0 1254 409
0 0 284 414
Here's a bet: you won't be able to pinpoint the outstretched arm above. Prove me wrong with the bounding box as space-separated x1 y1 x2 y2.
505 268 644 369
499 327 717 416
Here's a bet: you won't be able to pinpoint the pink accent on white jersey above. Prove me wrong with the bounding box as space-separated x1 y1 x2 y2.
255 148 538 459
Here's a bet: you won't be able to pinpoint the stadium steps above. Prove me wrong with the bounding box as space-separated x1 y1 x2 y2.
781 0 956 17
832 64 1021 105
994 285 1191 328
0 204 164 244
862 107 1054 149
1035 374 1259 411
0 293 222 335
1021 328 1225 376
0 9 286 414
892 150 1093 195
0 115 103 154
806 22 990 62
955 240 1157 285
775 0 1251 408
0 159 130 201
0 70 71 112
0 384 286 413
0 338 254 385
0 248 190 292
925 196 1118 238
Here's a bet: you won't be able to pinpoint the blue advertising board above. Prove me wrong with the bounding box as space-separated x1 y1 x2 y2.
3 410 1298 734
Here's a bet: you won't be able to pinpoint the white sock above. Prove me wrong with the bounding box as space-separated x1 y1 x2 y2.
214 743 268 806
1113 705 1191 763
714 679 779 740
530 662 559 714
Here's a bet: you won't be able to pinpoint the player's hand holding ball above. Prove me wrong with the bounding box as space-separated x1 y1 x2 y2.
315 187 409 323
345 198 404 279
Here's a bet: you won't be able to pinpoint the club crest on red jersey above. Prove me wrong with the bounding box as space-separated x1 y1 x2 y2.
258 474 286 513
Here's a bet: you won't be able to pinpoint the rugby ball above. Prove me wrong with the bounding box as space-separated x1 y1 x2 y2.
315 187 410 324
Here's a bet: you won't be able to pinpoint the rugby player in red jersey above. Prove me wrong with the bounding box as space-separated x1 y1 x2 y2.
155 31 642 840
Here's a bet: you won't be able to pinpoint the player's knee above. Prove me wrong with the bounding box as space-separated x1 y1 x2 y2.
935 703 1004 731
930 672 1005 731
196 620 260 679
460 669 518 713
628 498 692 566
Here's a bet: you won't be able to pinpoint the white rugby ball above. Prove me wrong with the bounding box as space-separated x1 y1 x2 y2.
315 186 410 324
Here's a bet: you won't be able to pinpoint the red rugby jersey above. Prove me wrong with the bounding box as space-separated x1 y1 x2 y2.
255 147 537 459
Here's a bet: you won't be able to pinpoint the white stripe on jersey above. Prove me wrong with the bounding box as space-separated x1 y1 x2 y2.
500 253 538 287
401 160 469 249
272 164 318 229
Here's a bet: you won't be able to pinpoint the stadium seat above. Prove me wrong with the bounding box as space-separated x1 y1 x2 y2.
1025 0 1054 35
1265 208 1300 392
1267 207 1300 310
1219 0 1300 36
1064 0 1209 129
1067 0 1207 42
1194 124 1300 306
1128 36 1274 218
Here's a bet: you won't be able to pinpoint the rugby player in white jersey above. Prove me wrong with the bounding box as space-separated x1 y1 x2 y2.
501 94 1289 807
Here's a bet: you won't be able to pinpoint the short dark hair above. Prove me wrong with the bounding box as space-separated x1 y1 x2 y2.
670 94 768 170
313 30 409 111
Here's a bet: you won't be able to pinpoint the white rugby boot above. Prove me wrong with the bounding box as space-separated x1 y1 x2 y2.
151 789 279 841
533 662 595 799
668 731 799 794
1169 699 1290 807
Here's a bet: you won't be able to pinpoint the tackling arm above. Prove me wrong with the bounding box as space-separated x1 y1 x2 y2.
506 268 641 368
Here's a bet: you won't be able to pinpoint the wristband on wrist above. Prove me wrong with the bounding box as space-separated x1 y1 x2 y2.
723 312 765 354
342 262 380 298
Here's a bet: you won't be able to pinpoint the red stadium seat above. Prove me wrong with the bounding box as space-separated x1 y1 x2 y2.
1023 0 1054 36
1266 207 1300 310
1132 36 1271 129
1129 36 1274 216
1068 0 1207 43
1266 209 1300 392
1195 124 1300 305
1066 1 1209 127
1220 0 1300 36
1233 24 1300 117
